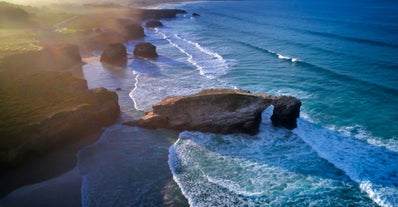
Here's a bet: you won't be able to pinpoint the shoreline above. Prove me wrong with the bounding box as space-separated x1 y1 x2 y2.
1 1 195 206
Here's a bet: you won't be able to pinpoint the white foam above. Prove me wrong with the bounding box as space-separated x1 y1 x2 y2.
168 110 375 206
155 28 230 79
332 124 398 153
128 28 231 111
265 88 313 100
293 119 398 207
277 53 299 62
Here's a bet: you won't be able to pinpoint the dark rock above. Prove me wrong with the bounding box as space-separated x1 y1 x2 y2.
145 20 163 28
139 9 187 20
116 88 122 91
271 96 301 129
192 13 200 17
136 89 273 135
100 43 127 66
134 42 158 58
124 24 145 40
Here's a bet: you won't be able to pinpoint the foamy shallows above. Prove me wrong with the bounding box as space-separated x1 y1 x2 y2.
168 108 385 206
294 120 398 207
128 24 232 111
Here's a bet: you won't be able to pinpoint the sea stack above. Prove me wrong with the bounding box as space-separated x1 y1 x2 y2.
133 42 158 58
271 96 301 129
100 43 127 66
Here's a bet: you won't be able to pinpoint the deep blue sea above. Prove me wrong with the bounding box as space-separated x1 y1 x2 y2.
80 0 398 206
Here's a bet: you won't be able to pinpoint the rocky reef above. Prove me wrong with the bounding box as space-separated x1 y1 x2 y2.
130 89 301 135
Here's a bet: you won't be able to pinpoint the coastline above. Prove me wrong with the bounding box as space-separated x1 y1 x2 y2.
0 129 103 202
1 1 195 206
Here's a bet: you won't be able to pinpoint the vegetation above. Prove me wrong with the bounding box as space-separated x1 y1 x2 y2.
0 71 94 151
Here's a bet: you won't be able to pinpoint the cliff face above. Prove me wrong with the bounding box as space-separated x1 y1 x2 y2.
0 46 120 168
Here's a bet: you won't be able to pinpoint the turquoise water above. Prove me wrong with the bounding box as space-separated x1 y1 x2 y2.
81 0 398 206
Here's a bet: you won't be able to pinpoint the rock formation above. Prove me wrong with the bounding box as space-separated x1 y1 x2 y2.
133 42 158 58
133 89 273 135
131 89 302 135
124 24 145 40
271 96 301 130
192 13 200 17
145 20 163 28
100 43 127 66
139 9 187 20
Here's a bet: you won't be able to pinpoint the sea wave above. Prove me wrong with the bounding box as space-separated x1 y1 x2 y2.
127 32 228 111
168 108 379 206
294 118 398 207
206 9 398 50
155 28 230 79
233 40 398 95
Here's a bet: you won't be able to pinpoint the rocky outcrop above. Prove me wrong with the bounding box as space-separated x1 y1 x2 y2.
131 89 302 135
192 13 200 17
124 24 145 40
1 43 82 73
134 89 273 135
271 96 301 130
139 9 187 20
134 42 158 58
145 20 163 28
100 43 127 66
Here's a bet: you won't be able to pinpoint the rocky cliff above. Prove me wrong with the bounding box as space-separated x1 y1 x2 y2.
0 46 120 168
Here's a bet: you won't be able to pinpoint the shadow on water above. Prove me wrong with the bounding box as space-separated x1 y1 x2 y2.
76 125 189 207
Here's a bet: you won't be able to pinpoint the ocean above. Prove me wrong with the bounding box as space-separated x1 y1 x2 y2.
80 0 398 206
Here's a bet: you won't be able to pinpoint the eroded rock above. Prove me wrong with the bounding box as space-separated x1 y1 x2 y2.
135 89 273 135
271 96 301 129
133 42 158 58
100 43 127 66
